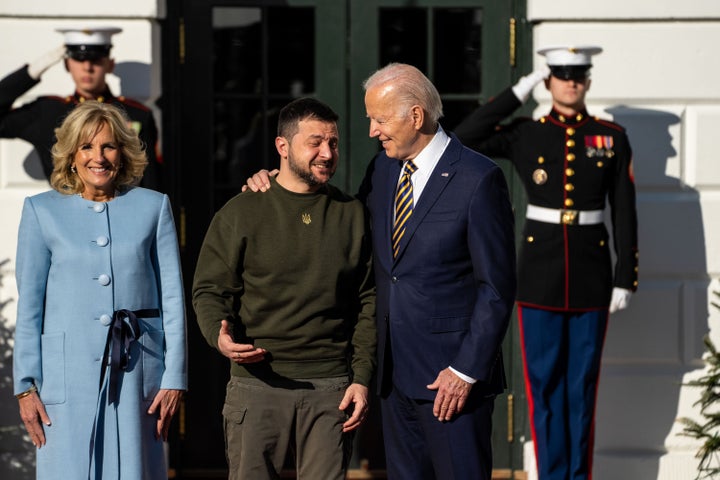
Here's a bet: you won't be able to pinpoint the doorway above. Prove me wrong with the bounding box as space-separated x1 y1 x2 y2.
162 1 530 477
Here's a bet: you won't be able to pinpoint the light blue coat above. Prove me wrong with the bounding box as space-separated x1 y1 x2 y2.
13 187 187 480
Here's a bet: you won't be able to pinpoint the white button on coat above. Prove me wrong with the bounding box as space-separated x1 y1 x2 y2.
97 274 111 286
96 236 109 247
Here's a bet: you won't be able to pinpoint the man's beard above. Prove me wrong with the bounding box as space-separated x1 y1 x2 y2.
288 156 332 188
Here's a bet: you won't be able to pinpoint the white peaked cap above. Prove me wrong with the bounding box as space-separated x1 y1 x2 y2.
537 45 603 66
56 26 122 46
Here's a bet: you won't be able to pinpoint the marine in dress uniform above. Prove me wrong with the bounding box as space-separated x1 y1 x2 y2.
0 26 162 190
455 46 639 480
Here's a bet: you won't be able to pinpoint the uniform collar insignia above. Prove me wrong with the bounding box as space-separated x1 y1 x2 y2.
548 108 590 126
70 88 116 105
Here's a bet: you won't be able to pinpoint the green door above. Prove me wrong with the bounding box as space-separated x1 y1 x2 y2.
164 0 530 477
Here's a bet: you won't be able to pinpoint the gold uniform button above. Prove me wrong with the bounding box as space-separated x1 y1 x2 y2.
564 198 574 207
597 161 604 167
527 236 534 243
566 168 575 176
633 280 639 287
540 117 547 124
566 128 575 136
566 139 575 147
538 156 545 164
576 113 583 121
559 114 566 122
565 183 574 191
634 267 639 272
599 240 605 247
567 153 576 162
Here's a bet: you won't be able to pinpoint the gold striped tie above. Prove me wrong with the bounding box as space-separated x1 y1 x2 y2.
392 160 417 258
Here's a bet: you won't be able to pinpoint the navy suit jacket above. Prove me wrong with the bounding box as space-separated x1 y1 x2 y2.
358 133 517 400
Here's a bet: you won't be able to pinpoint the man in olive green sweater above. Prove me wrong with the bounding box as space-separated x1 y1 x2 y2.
192 98 376 480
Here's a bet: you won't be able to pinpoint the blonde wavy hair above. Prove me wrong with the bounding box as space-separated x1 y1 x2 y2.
50 101 148 194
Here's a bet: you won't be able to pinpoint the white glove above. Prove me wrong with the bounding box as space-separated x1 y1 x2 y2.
511 65 551 103
27 46 66 80
609 287 632 313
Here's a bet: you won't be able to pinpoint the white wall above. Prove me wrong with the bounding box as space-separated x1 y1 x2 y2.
525 2 720 479
0 3 162 479
528 0 720 19
0 0 164 18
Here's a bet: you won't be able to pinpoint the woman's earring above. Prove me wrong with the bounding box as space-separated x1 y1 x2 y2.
70 165 77 173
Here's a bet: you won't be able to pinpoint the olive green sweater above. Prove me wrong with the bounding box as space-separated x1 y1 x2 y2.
192 178 376 386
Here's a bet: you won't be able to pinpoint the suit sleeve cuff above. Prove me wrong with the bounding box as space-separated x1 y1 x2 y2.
449 366 477 384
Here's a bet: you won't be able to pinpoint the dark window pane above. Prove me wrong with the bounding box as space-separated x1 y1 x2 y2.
212 98 284 210
213 8 262 93
212 7 314 95
268 7 314 95
211 6 314 210
442 99 483 132
434 8 483 94
379 8 427 71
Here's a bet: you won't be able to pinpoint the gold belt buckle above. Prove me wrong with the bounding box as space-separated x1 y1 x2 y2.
561 209 579 225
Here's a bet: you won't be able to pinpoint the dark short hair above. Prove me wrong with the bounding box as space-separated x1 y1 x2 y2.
277 97 339 139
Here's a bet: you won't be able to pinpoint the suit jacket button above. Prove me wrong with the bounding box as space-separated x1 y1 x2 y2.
99 314 112 325
392 276 398 283
97 274 111 286
96 236 109 247
93 203 106 213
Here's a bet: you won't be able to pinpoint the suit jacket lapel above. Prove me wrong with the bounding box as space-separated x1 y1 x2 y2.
393 137 462 263
382 159 402 267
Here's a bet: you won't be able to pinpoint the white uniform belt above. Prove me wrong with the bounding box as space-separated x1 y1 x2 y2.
526 204 604 225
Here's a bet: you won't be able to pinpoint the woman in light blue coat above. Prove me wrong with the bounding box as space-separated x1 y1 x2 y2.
13 101 187 479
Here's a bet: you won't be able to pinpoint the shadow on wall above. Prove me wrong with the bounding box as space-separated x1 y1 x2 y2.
22 61 153 181
0 258 34 480
595 106 708 479
113 61 152 102
21 150 45 182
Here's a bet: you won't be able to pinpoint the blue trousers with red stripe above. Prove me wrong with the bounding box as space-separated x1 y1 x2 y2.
518 306 608 480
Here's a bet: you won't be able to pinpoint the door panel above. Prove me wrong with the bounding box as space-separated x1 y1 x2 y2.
347 0 512 190
211 5 318 210
167 0 527 477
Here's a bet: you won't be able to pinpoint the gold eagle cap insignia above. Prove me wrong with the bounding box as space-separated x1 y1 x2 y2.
301 213 312 225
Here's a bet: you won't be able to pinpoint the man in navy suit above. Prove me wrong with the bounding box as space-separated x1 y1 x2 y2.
358 63 516 480
245 63 516 479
